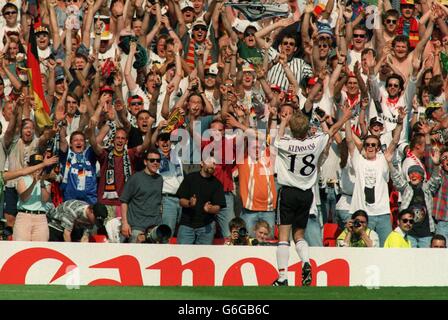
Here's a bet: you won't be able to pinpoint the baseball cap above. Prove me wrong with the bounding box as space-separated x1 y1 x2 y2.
100 85 114 94
127 94 144 104
91 203 108 222
400 0 414 5
242 62 255 73
192 19 207 29
205 63 219 76
28 154 44 166
369 117 384 126
307 76 319 86
35 25 49 34
55 68 65 82
408 165 425 176
180 0 194 11
317 20 333 38
232 18 260 33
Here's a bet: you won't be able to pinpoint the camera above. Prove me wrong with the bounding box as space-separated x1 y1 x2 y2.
315 107 326 118
0 220 13 240
144 224 172 244
353 220 362 228
234 227 249 245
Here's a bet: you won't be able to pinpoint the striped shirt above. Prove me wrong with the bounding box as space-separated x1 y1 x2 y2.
237 150 277 212
47 199 90 232
267 48 313 91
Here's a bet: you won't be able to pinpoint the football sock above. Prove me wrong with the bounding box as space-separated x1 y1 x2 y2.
276 241 290 281
295 239 310 264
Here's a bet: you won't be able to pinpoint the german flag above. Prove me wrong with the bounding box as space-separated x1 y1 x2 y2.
27 22 52 129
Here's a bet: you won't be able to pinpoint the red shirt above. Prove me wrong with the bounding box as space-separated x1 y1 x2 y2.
97 148 141 206
201 137 235 192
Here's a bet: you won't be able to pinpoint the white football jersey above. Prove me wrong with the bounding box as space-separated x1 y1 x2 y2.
274 132 329 190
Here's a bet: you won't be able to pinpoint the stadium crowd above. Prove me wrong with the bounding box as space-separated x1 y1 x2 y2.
0 0 447 251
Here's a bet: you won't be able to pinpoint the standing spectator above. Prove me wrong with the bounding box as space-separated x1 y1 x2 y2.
237 130 277 238
337 210 380 247
176 156 226 245
389 146 441 247
384 209 414 248
59 130 98 204
88 123 153 221
272 106 351 286
120 148 164 243
152 127 184 238
345 107 404 246
13 154 53 241
47 199 108 242
428 147 448 241
430 234 447 248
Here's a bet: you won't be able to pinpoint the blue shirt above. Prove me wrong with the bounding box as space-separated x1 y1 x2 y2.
59 147 97 205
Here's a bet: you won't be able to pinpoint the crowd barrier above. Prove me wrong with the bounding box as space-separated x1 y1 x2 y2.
0 242 446 287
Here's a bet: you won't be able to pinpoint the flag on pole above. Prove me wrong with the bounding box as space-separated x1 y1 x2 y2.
27 22 52 129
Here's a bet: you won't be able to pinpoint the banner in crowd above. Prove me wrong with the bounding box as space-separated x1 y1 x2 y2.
0 242 447 287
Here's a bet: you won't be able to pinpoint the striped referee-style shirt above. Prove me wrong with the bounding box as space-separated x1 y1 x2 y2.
267 48 313 91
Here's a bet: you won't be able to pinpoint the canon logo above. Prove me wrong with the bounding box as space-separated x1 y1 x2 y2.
0 248 350 286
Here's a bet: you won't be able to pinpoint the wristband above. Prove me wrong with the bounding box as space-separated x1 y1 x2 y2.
271 117 278 121
167 28 173 32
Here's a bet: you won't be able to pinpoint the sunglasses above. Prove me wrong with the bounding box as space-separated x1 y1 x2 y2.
354 219 367 224
401 218 415 224
364 142 378 148
193 26 207 31
282 41 295 46
146 158 161 163
244 32 256 37
353 34 366 39
387 83 399 88
385 19 397 24
3 11 17 16
130 102 143 106
401 4 414 8
319 43 329 48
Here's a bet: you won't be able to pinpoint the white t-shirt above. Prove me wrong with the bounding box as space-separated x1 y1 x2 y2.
336 156 356 212
274 132 329 190
350 148 391 216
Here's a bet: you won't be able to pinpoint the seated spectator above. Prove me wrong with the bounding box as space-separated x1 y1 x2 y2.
337 210 380 247
430 234 447 248
253 220 272 244
384 209 415 248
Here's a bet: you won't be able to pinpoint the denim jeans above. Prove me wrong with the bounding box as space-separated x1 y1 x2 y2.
407 235 432 248
304 214 323 247
240 208 275 238
161 195 182 237
436 220 448 241
177 222 216 245
335 209 351 230
320 187 337 223
367 214 392 247
216 192 235 238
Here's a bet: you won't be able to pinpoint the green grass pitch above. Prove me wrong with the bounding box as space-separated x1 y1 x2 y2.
1 285 448 300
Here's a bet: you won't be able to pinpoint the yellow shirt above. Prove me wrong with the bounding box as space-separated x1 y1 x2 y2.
384 229 412 248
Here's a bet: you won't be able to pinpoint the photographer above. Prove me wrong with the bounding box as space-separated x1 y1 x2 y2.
225 217 250 246
337 210 379 248
47 199 108 242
